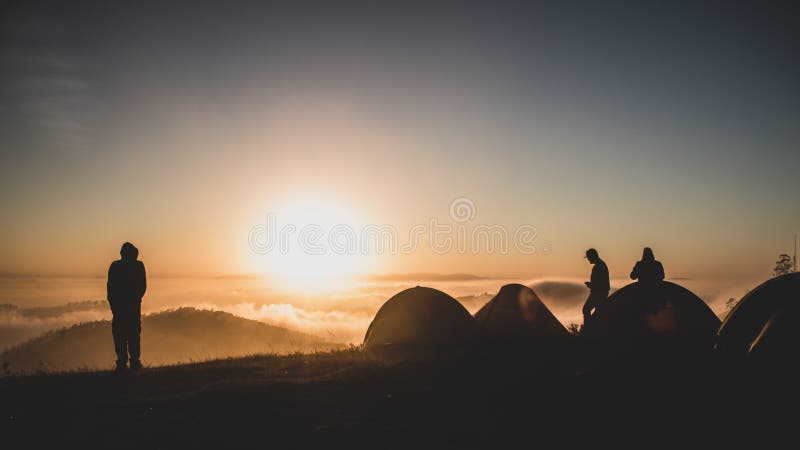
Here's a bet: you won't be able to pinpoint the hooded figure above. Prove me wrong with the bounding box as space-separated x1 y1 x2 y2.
630 247 665 284
107 242 146 371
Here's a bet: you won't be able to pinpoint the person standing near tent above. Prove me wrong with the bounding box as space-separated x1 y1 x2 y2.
582 248 610 324
630 247 665 284
107 242 147 372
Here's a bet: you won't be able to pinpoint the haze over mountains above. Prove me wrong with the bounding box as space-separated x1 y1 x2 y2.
0 300 109 351
1 308 339 374
0 272 748 374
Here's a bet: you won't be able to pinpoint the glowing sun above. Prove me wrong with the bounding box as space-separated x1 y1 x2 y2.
249 195 374 293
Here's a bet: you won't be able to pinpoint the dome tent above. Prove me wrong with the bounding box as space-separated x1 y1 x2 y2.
747 306 796 359
363 286 480 351
715 273 800 358
583 281 720 342
474 284 570 339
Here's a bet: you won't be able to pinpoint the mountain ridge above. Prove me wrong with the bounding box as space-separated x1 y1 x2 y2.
1 307 342 374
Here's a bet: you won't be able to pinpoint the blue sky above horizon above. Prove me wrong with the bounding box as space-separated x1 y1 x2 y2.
1 1 798 281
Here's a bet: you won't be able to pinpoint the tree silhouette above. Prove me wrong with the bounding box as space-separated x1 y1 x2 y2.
773 254 793 277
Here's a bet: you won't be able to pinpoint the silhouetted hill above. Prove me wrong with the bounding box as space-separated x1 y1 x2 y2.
0 300 110 351
0 308 341 374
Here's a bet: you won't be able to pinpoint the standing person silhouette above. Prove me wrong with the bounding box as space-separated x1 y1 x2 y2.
107 242 146 371
582 248 610 324
630 247 665 284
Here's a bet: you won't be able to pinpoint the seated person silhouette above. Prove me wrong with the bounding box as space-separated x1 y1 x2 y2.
630 247 665 312
107 242 147 372
582 248 610 324
630 247 665 284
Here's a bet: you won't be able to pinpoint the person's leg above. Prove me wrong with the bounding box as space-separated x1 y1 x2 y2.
595 291 609 313
128 302 142 369
111 314 128 370
582 294 596 322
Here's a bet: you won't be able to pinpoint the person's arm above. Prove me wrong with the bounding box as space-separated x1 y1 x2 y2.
630 262 640 280
106 262 115 302
588 266 599 289
137 262 147 299
656 262 665 281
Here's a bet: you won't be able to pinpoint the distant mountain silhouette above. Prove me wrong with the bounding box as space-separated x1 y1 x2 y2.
1 300 106 320
0 300 110 351
0 308 341 374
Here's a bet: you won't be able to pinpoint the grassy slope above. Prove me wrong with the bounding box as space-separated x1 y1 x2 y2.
2 340 792 449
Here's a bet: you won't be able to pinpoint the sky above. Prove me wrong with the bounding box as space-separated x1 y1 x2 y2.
1 1 799 286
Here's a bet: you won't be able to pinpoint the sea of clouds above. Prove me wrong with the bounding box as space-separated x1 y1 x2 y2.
0 274 758 351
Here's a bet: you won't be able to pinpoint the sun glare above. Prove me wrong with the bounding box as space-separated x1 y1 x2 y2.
251 195 373 293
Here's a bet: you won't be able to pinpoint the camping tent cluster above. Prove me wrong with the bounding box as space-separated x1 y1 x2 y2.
363 277 797 360
363 284 569 352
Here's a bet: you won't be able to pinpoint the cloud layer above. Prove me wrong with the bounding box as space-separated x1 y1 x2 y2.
0 275 758 353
